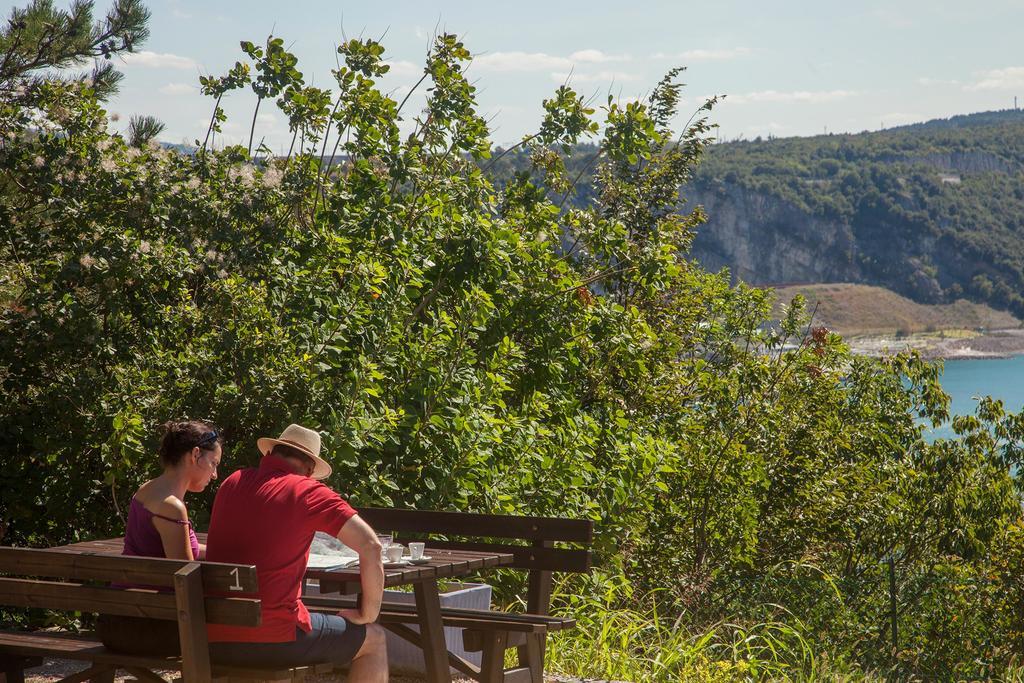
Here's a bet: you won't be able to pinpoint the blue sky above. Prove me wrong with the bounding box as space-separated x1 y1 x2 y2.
27 0 1024 150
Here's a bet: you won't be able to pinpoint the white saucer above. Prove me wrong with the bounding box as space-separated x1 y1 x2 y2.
383 559 411 568
407 556 432 565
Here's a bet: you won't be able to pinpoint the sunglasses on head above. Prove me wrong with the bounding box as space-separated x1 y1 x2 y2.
196 430 219 449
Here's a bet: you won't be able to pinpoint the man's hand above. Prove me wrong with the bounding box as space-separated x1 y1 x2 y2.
338 607 374 625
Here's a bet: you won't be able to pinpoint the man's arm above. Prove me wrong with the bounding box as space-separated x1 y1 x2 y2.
336 513 384 624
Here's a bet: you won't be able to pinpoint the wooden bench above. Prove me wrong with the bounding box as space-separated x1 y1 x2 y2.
0 547 336 683
309 507 593 683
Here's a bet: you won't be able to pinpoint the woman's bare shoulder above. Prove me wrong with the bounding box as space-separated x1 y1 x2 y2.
153 495 188 521
135 481 188 521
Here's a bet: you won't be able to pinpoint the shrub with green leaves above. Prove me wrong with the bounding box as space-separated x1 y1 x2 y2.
3 4 1024 678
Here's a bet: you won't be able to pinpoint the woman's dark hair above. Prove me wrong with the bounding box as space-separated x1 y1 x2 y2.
158 420 222 467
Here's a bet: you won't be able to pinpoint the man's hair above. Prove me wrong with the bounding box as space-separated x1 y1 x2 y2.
270 443 315 469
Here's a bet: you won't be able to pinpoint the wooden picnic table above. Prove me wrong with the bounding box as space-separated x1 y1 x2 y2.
49 535 514 683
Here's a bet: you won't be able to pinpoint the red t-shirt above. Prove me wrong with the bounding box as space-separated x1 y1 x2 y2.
205 455 357 642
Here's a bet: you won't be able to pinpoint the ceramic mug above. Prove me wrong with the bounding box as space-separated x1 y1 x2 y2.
385 543 404 563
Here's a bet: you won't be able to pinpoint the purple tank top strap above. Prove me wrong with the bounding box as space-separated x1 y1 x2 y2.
124 496 200 560
149 510 190 525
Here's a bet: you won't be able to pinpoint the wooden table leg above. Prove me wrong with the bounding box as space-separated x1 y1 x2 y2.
480 631 509 683
520 633 544 683
413 578 452 683
0 656 41 683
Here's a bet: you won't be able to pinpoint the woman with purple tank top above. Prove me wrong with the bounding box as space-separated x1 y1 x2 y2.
97 420 223 656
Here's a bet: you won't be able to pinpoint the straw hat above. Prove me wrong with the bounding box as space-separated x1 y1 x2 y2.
257 424 332 480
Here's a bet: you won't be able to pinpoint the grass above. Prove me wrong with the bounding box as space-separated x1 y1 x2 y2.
536 576 841 682
536 574 1024 681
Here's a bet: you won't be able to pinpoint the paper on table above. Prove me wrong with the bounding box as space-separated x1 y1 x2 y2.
307 530 359 570
306 553 360 570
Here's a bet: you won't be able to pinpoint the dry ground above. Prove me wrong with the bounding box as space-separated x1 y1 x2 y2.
772 283 1024 358
772 283 1020 337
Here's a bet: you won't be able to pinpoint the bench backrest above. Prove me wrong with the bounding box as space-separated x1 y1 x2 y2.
0 547 261 681
356 507 593 615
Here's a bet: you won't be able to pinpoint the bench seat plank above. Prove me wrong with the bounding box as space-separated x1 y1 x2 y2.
356 508 593 543
0 631 180 670
0 578 260 626
304 595 574 628
304 597 576 635
0 547 257 593
0 631 334 681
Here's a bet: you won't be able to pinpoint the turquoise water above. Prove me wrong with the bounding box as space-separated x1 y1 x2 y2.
924 355 1024 441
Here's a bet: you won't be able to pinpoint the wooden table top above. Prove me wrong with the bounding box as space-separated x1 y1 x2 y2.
50 535 513 588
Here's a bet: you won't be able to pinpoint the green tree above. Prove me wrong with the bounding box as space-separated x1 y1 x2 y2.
0 0 149 98
125 113 163 148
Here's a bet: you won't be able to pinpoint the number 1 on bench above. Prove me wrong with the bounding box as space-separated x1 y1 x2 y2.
229 567 243 591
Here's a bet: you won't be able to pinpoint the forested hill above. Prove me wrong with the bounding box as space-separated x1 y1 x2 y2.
487 109 1024 317
689 109 1024 315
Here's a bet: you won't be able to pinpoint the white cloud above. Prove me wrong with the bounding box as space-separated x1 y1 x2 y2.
652 47 752 61
568 49 630 64
725 89 857 105
159 82 194 95
474 51 572 72
966 66 1024 91
385 60 422 78
551 70 640 84
121 50 197 70
917 77 960 86
473 49 630 74
256 113 278 125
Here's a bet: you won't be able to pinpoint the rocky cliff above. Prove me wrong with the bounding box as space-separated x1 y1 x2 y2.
686 109 1024 314
688 180 961 302
688 183 860 286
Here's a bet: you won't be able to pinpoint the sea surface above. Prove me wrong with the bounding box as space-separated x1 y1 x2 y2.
924 355 1024 441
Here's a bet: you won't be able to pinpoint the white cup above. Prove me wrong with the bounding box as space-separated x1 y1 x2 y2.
408 542 425 560
386 543 404 563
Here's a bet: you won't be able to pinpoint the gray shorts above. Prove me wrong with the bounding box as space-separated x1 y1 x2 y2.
209 612 367 668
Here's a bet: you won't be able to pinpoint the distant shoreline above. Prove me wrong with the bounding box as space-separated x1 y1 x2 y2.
845 328 1024 361
769 283 1024 360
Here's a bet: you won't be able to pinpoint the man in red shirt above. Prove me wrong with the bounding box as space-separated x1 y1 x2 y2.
206 424 386 682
